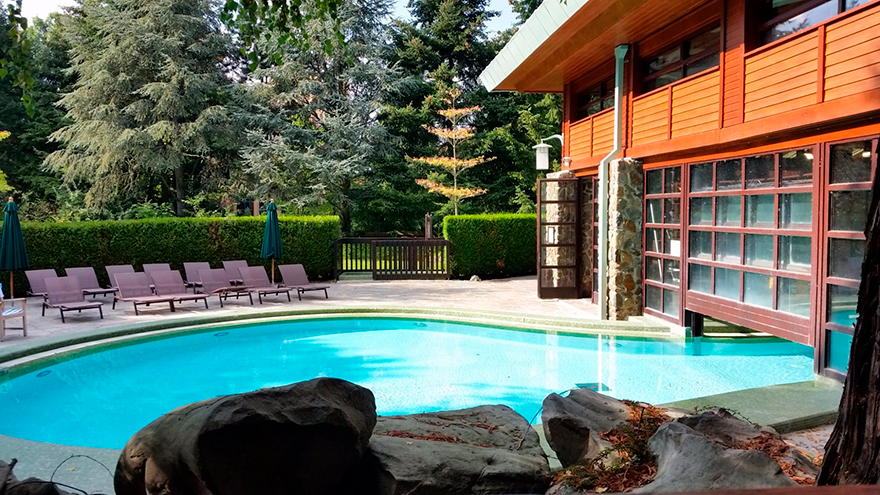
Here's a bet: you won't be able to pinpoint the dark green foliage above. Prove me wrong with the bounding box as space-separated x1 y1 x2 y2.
443 213 535 278
9 216 340 294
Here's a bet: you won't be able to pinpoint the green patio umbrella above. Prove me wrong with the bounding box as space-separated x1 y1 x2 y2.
261 199 283 284
0 197 29 297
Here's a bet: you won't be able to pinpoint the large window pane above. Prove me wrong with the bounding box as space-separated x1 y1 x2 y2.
827 330 853 373
829 238 865 281
715 232 741 263
645 284 662 311
665 167 682 193
830 190 870 231
664 259 680 287
690 197 713 225
685 53 720 76
745 234 774 268
687 26 721 57
664 289 680 317
745 155 775 189
779 148 813 187
690 231 712 260
762 0 837 44
779 193 812 230
778 236 811 273
690 163 713 192
646 257 662 282
746 194 775 227
664 229 681 256
646 199 663 224
778 277 811 317
743 272 773 308
646 170 662 195
689 263 711 293
716 196 741 227
715 268 740 300
828 284 859 328
665 198 681 224
645 228 662 253
716 159 742 190
830 141 872 184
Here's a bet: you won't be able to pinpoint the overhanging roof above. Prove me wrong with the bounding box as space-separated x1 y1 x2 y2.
478 0 590 93
480 0 717 93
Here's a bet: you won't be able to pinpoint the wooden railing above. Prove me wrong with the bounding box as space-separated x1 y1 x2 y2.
334 238 450 281
631 68 721 148
569 107 615 168
743 0 880 122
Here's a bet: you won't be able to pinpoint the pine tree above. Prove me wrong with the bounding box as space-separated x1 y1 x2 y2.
45 0 236 216
410 87 487 215
237 0 402 233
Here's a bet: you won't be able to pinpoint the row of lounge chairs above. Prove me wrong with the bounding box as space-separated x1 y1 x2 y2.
23 262 329 323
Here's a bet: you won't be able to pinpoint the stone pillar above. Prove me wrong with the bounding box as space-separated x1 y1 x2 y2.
580 178 594 298
608 157 643 320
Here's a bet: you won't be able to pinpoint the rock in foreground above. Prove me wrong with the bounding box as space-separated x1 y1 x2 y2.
541 388 630 467
114 377 377 495
366 405 550 494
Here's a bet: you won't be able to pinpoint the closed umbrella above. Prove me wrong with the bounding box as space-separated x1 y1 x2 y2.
0 198 29 297
260 200 283 284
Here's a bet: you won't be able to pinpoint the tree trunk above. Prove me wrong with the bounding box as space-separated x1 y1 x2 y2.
816 160 880 484
174 166 185 217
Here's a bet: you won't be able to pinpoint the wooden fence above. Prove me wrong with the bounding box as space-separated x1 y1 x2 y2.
334 238 450 280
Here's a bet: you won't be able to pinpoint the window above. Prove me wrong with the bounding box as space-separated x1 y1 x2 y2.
644 26 721 92
575 78 614 121
644 166 682 320
760 0 864 46
686 148 816 314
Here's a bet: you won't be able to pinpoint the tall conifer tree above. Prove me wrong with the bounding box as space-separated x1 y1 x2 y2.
45 0 235 216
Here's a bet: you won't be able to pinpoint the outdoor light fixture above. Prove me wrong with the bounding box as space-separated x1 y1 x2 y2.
533 134 564 170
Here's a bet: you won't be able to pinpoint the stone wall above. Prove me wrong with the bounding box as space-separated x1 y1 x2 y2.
608 157 643 320
580 178 594 298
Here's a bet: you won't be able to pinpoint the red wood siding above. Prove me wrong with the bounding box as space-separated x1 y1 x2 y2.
824 6 880 101
744 31 819 121
722 0 745 125
671 71 720 138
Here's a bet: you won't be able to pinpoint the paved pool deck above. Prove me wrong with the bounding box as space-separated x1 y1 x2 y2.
0 276 843 494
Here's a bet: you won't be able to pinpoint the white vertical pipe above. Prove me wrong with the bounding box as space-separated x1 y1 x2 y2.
598 44 630 320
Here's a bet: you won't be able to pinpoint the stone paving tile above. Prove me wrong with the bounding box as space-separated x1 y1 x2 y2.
782 422 835 463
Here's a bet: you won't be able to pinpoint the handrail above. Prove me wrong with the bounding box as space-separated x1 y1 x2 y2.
334 237 451 281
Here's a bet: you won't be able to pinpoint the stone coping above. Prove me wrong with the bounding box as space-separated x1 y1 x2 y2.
0 307 675 370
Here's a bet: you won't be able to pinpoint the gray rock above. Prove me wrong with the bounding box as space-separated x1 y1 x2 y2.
1 461 75 495
541 389 630 467
633 422 797 492
676 408 777 448
365 405 550 494
115 377 377 495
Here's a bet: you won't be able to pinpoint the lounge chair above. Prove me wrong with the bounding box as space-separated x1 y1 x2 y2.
65 267 118 298
183 262 210 292
143 263 171 277
222 260 248 285
43 276 103 323
25 269 58 298
0 283 26 341
279 264 330 300
149 270 209 309
239 266 292 304
198 268 253 307
112 272 177 315
106 265 135 289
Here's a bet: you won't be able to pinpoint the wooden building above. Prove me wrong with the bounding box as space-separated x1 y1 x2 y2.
480 0 880 379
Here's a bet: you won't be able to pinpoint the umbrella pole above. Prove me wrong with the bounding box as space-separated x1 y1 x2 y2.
8 272 11 299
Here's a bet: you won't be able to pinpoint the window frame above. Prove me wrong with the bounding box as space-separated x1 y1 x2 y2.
575 78 615 121
758 0 853 45
642 24 722 92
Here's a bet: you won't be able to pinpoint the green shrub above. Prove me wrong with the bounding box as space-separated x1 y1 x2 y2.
443 214 536 279
7 216 340 294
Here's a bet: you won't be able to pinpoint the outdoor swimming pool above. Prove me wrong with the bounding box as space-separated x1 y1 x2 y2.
0 317 814 449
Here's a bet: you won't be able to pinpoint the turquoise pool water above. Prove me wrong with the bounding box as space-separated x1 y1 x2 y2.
0 317 814 449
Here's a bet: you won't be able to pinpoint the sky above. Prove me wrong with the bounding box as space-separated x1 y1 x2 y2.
20 0 519 34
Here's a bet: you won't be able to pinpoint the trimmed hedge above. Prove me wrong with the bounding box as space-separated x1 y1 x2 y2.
444 214 536 279
7 216 340 294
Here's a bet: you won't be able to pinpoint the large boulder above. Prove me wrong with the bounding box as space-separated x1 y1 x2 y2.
541 389 630 467
632 422 797 492
675 408 777 448
364 405 550 494
114 377 377 495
